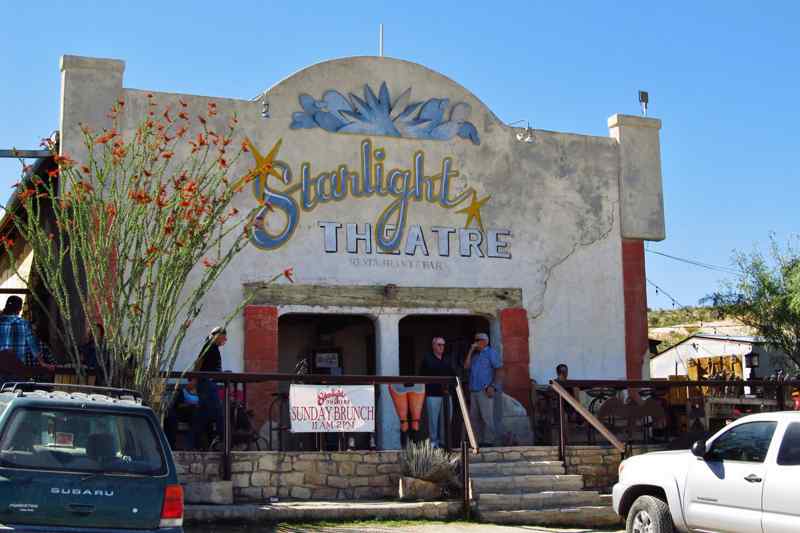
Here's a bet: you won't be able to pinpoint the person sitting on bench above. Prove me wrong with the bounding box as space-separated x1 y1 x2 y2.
164 380 200 449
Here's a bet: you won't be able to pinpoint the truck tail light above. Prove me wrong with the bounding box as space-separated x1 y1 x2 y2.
159 484 183 527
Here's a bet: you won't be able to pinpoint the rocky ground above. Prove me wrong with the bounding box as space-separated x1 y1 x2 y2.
187 521 624 532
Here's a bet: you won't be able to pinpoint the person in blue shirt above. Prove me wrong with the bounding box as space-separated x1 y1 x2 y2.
464 332 504 446
0 296 53 372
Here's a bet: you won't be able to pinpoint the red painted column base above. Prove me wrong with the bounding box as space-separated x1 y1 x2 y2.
243 305 279 431
499 308 531 409
622 239 648 380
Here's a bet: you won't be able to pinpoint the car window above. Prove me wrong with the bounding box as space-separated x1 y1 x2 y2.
0 407 165 475
707 421 777 463
777 422 800 466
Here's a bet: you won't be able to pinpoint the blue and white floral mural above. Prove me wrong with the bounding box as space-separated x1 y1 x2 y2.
290 82 480 145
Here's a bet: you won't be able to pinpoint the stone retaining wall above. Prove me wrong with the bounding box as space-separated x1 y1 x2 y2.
174 451 401 502
564 445 663 492
174 452 224 483
174 445 664 502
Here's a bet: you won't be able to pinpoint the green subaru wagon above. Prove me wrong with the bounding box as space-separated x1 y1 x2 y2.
0 383 183 532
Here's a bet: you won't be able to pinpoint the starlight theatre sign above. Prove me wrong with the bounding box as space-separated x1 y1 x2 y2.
289 385 375 432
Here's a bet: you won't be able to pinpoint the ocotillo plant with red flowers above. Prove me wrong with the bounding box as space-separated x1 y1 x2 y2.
4 95 289 412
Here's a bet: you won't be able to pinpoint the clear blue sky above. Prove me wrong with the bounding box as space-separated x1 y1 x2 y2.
1 1 797 309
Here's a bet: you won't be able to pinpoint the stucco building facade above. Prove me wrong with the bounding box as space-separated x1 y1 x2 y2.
47 55 666 448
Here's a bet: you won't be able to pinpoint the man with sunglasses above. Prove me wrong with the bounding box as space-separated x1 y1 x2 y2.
464 332 504 447
419 336 457 448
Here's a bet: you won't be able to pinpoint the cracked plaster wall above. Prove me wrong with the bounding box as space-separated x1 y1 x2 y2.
57 55 662 382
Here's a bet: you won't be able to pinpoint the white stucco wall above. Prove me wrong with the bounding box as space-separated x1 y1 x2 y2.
531 213 626 383
56 55 664 387
0 248 32 294
0 248 33 309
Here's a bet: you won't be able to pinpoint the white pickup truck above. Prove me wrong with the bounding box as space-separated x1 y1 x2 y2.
613 412 800 533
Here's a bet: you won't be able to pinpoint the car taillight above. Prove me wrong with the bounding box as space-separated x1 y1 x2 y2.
159 484 183 527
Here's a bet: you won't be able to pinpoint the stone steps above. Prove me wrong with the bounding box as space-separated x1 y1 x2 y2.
472 474 584 493
185 501 462 524
480 506 622 528
470 447 560 463
477 490 606 511
469 454 621 527
470 460 565 476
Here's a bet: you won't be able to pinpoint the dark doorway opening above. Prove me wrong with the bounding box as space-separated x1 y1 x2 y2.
278 314 375 376
398 314 491 448
398 315 491 376
277 314 375 451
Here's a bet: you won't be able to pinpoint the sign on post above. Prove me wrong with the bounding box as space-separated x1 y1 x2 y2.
289 384 375 432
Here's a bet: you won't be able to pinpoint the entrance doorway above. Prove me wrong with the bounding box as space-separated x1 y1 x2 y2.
277 314 375 451
398 314 491 447
278 314 375 376
398 315 491 375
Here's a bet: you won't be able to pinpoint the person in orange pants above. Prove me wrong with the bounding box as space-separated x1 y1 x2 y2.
389 383 426 445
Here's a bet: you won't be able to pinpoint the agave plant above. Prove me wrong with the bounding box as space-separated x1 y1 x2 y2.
290 82 480 145
400 439 460 485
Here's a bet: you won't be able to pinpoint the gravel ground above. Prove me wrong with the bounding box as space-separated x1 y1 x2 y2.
187 523 625 533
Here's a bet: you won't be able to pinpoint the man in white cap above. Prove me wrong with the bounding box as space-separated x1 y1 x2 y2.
464 332 504 446
191 326 227 448
196 326 227 373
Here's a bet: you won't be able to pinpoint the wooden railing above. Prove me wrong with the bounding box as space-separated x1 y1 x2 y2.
550 380 625 459
550 378 800 460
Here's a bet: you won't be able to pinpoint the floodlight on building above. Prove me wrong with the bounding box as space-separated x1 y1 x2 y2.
639 90 649 116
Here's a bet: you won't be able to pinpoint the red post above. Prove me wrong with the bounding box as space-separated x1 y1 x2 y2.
243 305 279 431
499 308 531 407
622 240 648 380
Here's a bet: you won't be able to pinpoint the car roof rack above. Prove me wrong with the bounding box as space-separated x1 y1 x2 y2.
0 382 142 402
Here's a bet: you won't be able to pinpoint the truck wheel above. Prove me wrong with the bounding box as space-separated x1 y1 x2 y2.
626 495 674 533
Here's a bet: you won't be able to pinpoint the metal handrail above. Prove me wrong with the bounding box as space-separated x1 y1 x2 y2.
556 378 795 388
174 371 462 384
454 376 478 520
453 376 479 451
167 371 478 518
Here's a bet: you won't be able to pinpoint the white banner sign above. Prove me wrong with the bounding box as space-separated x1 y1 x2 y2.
289 384 375 433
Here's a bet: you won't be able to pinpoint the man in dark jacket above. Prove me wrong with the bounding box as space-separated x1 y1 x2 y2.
191 326 227 449
419 336 457 448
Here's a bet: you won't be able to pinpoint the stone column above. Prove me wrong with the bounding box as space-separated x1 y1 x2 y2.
59 55 125 166
608 114 665 241
374 313 402 450
609 115 662 379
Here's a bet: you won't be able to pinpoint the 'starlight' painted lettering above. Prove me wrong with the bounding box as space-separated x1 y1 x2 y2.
250 140 473 251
